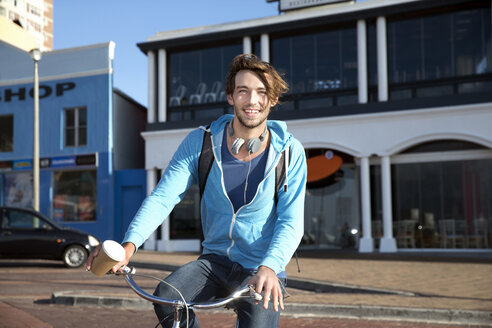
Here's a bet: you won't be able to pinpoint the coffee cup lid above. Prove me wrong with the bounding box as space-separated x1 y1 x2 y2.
102 240 125 262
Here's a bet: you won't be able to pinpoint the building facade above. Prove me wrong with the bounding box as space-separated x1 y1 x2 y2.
137 0 492 253
0 0 53 51
0 41 147 242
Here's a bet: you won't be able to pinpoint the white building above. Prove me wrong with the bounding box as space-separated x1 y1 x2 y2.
0 0 53 51
136 0 492 253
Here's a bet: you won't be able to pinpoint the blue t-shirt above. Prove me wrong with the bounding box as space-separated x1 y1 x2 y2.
221 127 269 212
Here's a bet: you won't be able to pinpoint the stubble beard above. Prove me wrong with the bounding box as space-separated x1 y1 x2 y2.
234 105 270 130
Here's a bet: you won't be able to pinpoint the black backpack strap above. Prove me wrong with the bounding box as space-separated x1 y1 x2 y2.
198 126 214 200
274 147 288 206
275 146 300 272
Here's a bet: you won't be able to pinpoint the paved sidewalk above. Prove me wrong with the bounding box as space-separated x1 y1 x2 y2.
132 251 492 306
4 250 492 327
53 250 492 326
0 301 52 328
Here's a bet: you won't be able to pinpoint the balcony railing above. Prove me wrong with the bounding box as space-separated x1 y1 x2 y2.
151 73 492 130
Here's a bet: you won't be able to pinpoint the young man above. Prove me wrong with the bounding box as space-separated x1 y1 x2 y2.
87 54 307 327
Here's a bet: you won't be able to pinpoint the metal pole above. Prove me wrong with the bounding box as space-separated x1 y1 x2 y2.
33 58 40 211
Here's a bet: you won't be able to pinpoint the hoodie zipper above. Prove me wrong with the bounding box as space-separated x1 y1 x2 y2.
224 150 285 258
226 213 236 258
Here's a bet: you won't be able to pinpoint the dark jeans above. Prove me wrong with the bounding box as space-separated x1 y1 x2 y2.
153 253 286 328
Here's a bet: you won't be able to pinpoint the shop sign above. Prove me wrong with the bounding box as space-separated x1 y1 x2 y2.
76 154 97 166
279 0 350 11
51 156 77 168
0 82 76 103
0 154 97 172
42 153 98 169
40 158 51 168
13 159 32 171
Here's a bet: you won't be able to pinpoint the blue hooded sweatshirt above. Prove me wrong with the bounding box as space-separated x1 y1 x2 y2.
123 114 307 274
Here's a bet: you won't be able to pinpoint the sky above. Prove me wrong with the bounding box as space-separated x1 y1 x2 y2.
53 0 281 107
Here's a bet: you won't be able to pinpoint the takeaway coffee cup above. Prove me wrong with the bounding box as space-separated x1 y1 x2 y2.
91 240 125 277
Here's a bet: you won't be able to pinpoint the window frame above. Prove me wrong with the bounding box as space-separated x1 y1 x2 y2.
64 107 87 148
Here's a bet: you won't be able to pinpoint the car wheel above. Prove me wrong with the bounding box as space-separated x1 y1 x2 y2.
63 245 87 268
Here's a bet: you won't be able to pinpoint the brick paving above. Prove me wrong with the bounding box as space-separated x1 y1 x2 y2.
131 250 492 312
1 250 491 327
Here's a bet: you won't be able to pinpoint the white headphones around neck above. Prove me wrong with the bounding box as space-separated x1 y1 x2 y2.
229 120 267 155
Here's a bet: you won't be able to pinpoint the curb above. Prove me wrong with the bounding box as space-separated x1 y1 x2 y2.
132 261 416 296
286 277 416 296
51 291 152 310
50 292 492 326
283 303 492 326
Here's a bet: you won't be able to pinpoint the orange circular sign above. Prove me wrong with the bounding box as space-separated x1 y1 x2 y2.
307 154 343 183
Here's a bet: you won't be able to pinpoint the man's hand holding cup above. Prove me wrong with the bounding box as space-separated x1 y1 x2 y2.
86 240 134 276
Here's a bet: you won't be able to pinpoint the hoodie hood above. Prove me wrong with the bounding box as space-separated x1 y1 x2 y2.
209 114 293 154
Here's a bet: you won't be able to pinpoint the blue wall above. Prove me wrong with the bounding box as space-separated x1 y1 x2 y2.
0 73 117 241
114 169 146 243
0 74 112 159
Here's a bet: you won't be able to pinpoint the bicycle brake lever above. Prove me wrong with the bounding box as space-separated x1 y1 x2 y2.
116 265 136 275
248 285 263 302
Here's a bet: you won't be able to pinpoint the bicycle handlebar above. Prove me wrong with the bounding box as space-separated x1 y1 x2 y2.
116 266 262 310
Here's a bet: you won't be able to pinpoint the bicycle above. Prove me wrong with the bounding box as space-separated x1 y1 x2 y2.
114 265 263 328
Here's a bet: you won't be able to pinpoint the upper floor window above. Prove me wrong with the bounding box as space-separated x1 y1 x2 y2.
0 115 13 152
26 3 41 17
64 107 87 147
272 27 358 95
168 42 242 108
388 5 491 84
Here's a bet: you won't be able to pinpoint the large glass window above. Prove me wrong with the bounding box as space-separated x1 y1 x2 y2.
272 27 358 95
169 184 201 239
303 149 359 249
168 43 242 108
367 22 378 83
371 143 492 249
388 6 491 84
0 115 13 152
53 170 96 222
64 107 87 147
392 159 492 249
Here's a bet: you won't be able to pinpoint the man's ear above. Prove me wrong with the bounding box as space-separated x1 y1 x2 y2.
227 94 234 106
270 97 279 108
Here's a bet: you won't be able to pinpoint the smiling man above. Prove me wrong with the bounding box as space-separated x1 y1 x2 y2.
87 54 307 328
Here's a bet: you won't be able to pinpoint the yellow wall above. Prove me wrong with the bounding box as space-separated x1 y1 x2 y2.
0 15 38 52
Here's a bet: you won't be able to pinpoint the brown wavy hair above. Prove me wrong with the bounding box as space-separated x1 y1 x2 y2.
225 54 289 105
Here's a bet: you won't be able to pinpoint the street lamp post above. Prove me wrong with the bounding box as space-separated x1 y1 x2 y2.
30 48 42 212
